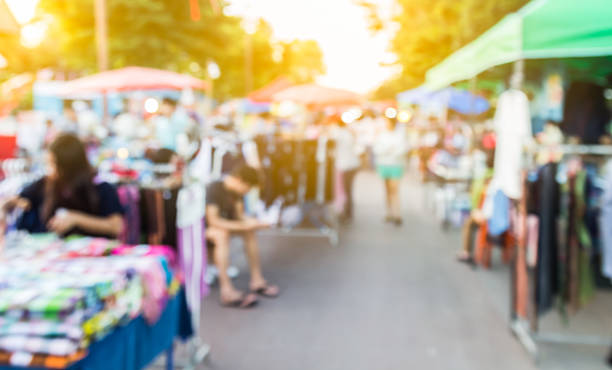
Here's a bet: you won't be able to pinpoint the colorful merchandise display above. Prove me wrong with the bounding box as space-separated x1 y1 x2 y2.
0 235 183 369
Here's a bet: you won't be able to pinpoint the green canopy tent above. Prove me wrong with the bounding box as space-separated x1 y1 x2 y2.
425 0 612 90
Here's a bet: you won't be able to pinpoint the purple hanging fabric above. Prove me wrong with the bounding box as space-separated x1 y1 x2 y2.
178 218 209 299
117 184 141 245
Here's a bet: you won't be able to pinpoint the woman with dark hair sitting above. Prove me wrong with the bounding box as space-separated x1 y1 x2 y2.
2 134 123 238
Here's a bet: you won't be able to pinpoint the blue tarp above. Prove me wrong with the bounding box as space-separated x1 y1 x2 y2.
397 87 490 115
396 87 433 106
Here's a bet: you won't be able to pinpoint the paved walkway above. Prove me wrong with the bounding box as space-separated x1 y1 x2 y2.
195 172 608 370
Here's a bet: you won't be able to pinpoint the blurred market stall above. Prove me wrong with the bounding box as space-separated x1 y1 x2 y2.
423 0 612 361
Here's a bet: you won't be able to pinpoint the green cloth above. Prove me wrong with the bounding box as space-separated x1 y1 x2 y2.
574 171 595 306
470 168 494 210
426 0 612 90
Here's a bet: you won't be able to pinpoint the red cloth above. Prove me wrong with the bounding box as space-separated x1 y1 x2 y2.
0 135 17 160
482 132 496 150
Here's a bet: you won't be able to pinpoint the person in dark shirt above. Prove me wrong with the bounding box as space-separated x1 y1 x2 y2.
2 134 123 239
206 165 279 308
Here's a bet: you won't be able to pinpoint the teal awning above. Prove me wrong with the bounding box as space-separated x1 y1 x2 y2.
426 0 612 90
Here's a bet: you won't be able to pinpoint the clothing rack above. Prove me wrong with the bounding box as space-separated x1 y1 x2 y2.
199 134 340 246
555 144 612 156
256 136 340 246
510 144 612 361
97 163 210 369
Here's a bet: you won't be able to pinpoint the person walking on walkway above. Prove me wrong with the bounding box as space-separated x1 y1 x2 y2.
374 116 407 226
331 116 361 222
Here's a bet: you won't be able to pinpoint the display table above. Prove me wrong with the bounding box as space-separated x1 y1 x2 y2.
0 236 194 370
1 290 192 370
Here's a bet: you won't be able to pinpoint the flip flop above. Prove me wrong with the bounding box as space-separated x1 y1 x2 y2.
251 284 280 298
456 255 474 265
221 293 258 309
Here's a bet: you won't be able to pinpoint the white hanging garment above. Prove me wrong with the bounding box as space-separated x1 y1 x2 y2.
492 89 532 200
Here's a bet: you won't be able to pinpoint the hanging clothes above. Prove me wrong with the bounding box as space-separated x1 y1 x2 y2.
176 184 209 316
117 184 141 245
187 139 213 184
140 187 179 249
599 161 612 280
534 163 560 314
562 82 610 144
573 171 596 307
488 189 511 237
493 89 532 200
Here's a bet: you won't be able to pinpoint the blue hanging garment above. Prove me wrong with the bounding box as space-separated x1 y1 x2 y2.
488 189 510 237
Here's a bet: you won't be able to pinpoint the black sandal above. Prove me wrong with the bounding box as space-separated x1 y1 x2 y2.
222 293 258 309
252 285 280 298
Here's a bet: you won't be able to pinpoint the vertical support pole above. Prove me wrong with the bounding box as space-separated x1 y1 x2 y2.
510 59 525 323
94 0 109 124
244 33 253 95
511 59 524 90
468 76 477 125
94 0 109 72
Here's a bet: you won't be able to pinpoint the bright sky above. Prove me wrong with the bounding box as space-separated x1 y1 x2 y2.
6 0 398 93
226 0 398 94
5 0 38 24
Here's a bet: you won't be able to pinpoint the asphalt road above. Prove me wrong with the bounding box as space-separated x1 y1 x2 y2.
187 171 610 370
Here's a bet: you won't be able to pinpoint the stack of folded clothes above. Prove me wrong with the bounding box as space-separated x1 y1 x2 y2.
0 235 180 368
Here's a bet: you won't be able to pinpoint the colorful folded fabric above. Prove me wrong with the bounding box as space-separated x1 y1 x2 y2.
0 336 79 357
0 236 180 366
0 349 86 369
0 317 84 341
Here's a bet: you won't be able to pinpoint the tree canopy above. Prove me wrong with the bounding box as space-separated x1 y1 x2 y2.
362 0 529 99
2 0 325 100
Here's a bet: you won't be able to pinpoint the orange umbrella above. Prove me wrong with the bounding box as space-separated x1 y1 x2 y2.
272 84 363 108
60 66 210 96
248 77 293 103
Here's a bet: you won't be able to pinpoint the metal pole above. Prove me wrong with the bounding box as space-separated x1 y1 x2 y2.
244 33 253 95
94 0 109 124
94 0 109 72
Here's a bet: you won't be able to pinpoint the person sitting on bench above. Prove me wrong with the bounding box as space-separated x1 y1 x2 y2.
205 165 279 309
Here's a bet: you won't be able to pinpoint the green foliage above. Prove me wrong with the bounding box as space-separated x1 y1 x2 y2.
6 0 325 100
37 0 248 97
365 0 529 99
278 39 326 85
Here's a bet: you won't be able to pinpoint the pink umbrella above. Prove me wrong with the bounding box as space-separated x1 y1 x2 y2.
272 84 363 108
248 77 293 103
60 66 210 95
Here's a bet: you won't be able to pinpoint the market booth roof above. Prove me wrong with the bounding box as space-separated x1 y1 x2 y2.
425 0 612 90
248 77 293 103
272 84 363 108
60 67 210 95
398 87 490 115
